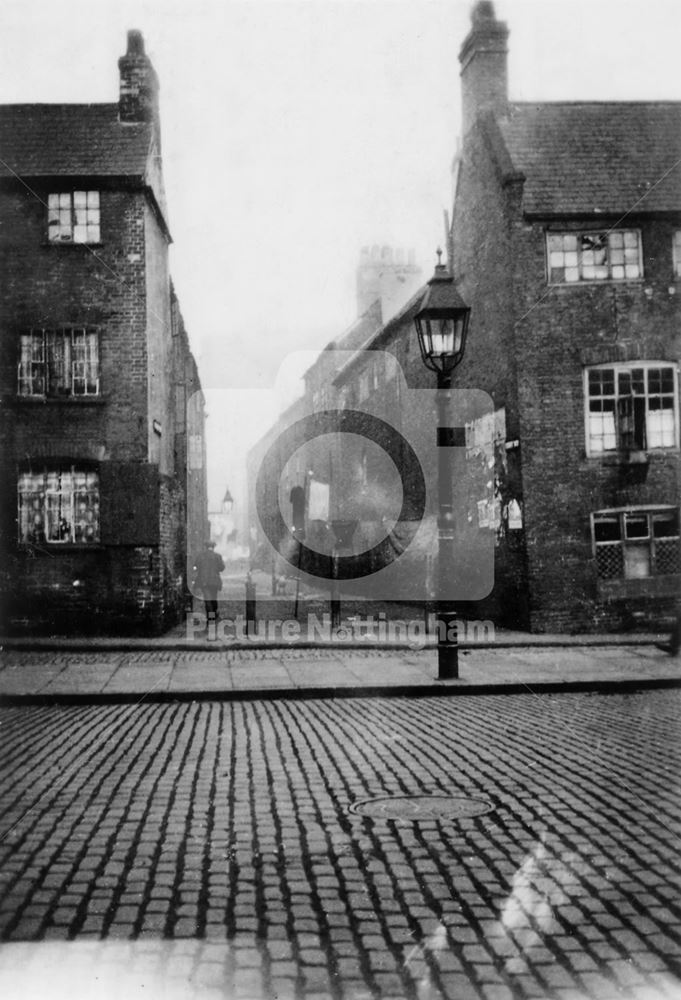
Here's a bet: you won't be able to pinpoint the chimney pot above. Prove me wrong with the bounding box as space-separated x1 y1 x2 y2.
472 1 495 24
127 30 145 56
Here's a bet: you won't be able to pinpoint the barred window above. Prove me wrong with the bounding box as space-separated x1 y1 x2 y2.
674 231 681 278
547 230 641 283
48 191 100 243
18 467 100 545
586 363 677 455
18 328 99 397
593 508 680 580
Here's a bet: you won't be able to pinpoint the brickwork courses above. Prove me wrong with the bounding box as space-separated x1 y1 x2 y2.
0 690 680 998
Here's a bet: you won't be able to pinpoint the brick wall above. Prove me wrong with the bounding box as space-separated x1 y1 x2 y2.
449 120 530 628
0 176 204 634
513 217 681 632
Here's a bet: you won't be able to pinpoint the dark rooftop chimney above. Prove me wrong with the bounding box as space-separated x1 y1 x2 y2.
459 1 509 134
118 30 159 125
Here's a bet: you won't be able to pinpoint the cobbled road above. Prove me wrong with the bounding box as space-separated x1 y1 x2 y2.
0 691 680 1000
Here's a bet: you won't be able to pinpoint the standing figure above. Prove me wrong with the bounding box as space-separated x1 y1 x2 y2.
192 540 225 629
657 613 680 656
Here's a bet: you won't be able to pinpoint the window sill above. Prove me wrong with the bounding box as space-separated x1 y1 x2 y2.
14 395 106 406
17 543 104 554
42 241 103 249
597 574 681 599
548 278 644 288
584 449 679 465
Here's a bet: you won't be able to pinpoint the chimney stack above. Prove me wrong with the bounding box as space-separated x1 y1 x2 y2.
459 1 509 134
119 30 159 126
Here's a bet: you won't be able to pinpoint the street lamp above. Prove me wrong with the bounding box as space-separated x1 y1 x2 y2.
414 250 471 679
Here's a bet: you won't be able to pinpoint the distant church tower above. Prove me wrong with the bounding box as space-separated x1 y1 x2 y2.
356 245 422 321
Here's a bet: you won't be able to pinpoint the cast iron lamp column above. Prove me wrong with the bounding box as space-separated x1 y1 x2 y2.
414 251 471 680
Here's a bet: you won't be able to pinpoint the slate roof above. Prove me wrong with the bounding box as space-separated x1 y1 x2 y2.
0 103 153 179
497 102 681 215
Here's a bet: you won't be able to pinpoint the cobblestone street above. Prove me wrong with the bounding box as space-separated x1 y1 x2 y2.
0 690 680 999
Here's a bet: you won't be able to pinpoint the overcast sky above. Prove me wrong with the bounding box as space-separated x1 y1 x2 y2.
3 0 681 505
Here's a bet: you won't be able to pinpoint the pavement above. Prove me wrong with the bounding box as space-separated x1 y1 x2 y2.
0 622 679 702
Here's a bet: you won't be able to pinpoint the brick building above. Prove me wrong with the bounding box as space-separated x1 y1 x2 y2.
250 2 680 633
446 0 681 631
0 31 208 634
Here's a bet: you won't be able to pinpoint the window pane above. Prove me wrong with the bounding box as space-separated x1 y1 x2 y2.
46 492 70 542
660 368 674 393
594 516 621 542
618 371 631 395
655 539 681 575
596 546 623 578
589 411 617 451
46 332 70 395
653 512 679 538
624 514 649 539
648 410 675 447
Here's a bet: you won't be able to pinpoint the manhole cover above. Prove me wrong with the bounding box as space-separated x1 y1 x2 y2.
349 794 493 821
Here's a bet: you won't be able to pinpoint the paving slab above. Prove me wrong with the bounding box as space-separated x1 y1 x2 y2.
101 663 173 694
230 662 292 690
0 663 65 695
168 664 234 693
40 663 114 695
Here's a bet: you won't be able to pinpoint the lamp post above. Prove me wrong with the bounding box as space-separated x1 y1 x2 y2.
413 250 471 680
